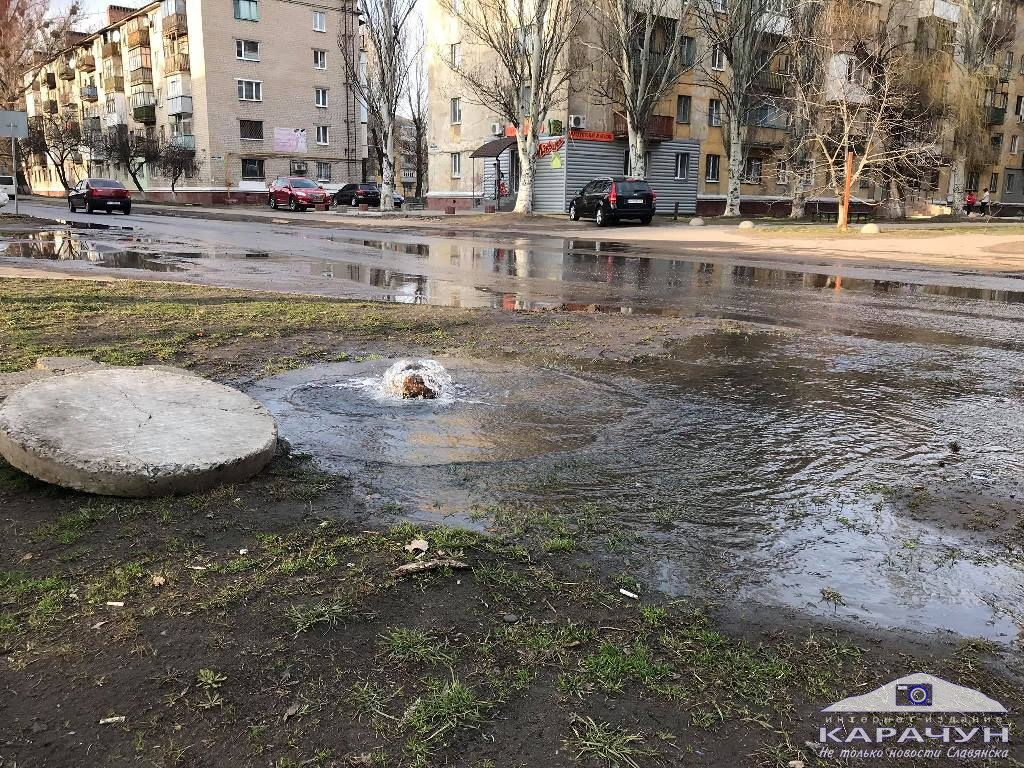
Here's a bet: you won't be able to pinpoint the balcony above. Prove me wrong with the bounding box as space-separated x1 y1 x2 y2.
612 112 674 141
166 95 193 115
79 53 96 72
102 41 120 59
59 65 75 80
103 75 124 92
164 52 190 74
133 104 156 123
127 27 150 49
163 12 188 37
84 116 102 134
129 66 153 85
42 99 58 114
170 134 196 150
104 111 126 127
81 85 99 102
754 70 788 93
44 72 57 89
59 92 75 106
987 106 1006 124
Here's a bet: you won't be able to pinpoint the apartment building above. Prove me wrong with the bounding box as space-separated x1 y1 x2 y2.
425 0 1024 215
24 0 366 203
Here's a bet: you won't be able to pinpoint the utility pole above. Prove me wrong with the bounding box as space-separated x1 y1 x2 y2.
840 144 853 230
8 121 17 215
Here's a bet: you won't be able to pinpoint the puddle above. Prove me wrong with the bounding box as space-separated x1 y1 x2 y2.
251 335 1024 643
1 231 185 272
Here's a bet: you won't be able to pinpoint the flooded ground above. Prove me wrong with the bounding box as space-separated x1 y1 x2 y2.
5 220 1024 643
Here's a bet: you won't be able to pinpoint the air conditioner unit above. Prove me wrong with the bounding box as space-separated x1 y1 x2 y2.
490 122 503 136
569 114 586 130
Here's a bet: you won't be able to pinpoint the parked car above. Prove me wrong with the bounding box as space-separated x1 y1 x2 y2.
568 176 656 226
0 174 15 199
268 177 331 211
335 183 381 207
68 178 131 214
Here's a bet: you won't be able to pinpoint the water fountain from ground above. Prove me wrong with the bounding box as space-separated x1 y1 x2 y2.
381 359 451 400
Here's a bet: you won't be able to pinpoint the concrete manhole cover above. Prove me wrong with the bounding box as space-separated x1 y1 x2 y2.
0 368 277 496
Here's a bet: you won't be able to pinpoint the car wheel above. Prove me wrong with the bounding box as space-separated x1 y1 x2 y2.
269 195 278 209
288 196 298 212
595 206 606 227
639 215 652 225
68 198 76 213
569 202 579 221
122 203 131 215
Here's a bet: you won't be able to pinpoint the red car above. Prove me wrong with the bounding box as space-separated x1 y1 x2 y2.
267 177 331 211
67 178 131 214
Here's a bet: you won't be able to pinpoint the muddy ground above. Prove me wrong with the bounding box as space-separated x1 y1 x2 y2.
1 278 1022 768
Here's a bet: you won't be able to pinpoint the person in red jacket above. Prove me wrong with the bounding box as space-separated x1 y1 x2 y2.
963 191 977 215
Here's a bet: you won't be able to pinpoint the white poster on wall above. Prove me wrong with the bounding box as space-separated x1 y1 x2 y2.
273 128 307 152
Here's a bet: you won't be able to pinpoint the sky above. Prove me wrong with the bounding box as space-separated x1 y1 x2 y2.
67 0 144 32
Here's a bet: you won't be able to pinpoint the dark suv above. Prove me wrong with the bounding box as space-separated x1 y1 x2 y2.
335 183 381 207
568 177 656 226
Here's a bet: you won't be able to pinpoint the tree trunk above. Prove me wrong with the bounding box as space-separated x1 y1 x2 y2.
513 130 538 214
881 178 904 219
627 119 647 178
724 117 742 217
949 152 966 216
51 158 71 191
127 165 145 192
414 125 425 198
379 114 396 212
838 150 853 231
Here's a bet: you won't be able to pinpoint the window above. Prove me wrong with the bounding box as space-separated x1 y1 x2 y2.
450 43 461 66
775 158 787 184
450 97 462 123
316 161 331 181
1016 95 1023 115
705 153 720 181
241 158 264 179
313 10 326 31
676 94 691 123
314 87 328 107
744 157 762 184
239 119 264 139
1011 135 1019 154
967 171 980 191
712 0 726 11
233 0 258 20
711 44 726 71
1020 53 1024 75
313 49 326 69
708 99 722 126
237 79 262 100
451 151 461 177
674 152 690 179
1005 172 1015 193
681 36 696 67
991 133 1003 150
316 125 329 145
989 172 999 192
1004 50 1013 70
236 39 259 60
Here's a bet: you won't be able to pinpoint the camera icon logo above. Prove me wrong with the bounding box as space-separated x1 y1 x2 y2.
896 683 933 707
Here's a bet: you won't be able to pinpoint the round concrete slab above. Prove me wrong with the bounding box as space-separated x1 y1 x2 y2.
0 369 277 496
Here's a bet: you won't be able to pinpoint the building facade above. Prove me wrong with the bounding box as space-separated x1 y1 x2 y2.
425 0 1024 215
24 0 366 203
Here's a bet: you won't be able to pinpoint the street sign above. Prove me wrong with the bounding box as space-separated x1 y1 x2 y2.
1 111 28 214
0 111 28 139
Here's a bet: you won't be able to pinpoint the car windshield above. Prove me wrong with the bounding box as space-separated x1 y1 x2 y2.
359 184 380 190
615 181 651 196
290 179 319 188
90 179 126 189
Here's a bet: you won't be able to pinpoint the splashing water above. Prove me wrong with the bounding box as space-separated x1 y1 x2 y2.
380 359 452 400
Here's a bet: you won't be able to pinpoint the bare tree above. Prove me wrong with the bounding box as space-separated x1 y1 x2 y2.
697 0 788 216
339 0 418 211
440 0 584 213
586 0 695 178
784 0 940 229
158 139 202 197
102 125 161 192
0 0 82 109
20 106 82 190
406 30 428 198
780 0 824 218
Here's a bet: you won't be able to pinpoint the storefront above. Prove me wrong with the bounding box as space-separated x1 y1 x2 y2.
472 130 700 215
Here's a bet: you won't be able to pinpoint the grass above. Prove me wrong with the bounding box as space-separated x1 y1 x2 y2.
565 715 656 768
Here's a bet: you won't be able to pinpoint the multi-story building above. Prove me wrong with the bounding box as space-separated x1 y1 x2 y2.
425 0 1024 215
23 0 366 203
